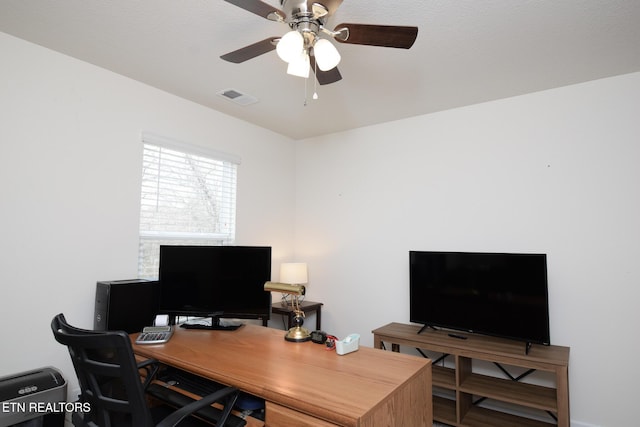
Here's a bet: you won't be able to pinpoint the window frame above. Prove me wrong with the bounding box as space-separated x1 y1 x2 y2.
137 132 241 279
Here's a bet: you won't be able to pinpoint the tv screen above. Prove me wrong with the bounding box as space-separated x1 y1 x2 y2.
410 251 550 345
158 245 272 320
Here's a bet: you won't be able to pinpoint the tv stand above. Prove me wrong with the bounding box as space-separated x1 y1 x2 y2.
373 322 570 427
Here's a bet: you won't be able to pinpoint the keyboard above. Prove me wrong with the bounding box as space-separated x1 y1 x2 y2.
135 326 173 344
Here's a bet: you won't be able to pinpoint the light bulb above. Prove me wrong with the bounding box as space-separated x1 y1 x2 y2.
287 50 310 78
313 38 341 71
277 30 304 63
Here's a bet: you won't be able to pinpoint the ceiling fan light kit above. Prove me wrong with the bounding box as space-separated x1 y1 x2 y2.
221 0 419 85
276 29 304 62
287 50 311 77
313 38 341 71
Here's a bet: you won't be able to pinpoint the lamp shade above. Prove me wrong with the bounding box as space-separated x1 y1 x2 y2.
280 263 308 285
313 38 341 71
286 50 310 78
276 30 304 63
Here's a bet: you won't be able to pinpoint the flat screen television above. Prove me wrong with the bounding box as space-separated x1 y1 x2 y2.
409 251 550 347
158 245 272 328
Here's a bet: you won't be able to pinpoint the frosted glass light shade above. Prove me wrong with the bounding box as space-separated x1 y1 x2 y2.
276 30 304 63
280 263 308 285
286 51 310 78
314 38 341 71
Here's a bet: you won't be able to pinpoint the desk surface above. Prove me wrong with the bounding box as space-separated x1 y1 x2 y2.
133 324 431 426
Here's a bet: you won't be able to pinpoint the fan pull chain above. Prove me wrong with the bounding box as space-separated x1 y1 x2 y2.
303 50 319 106
303 73 308 106
313 59 319 100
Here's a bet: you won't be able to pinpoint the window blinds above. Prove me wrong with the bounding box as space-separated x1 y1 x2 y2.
138 134 239 278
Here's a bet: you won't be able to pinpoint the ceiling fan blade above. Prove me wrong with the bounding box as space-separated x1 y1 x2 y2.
309 55 342 85
223 0 285 21
220 38 278 63
333 23 418 49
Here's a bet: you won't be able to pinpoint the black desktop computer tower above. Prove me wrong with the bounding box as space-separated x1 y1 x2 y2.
94 279 160 333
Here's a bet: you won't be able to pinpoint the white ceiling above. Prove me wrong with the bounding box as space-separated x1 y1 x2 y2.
1 0 639 140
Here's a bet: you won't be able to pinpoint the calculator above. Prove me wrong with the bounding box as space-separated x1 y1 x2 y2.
135 326 173 345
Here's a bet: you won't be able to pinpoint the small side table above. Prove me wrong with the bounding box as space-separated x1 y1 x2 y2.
271 300 323 331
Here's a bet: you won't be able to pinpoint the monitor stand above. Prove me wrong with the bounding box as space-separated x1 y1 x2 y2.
179 316 242 331
417 324 437 334
525 341 533 355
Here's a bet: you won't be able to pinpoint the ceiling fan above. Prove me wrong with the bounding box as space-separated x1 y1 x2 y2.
220 0 419 85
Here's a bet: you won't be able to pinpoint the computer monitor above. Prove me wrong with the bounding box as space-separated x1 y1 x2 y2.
158 245 272 328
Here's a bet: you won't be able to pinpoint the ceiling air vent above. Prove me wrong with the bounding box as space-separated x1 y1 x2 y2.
217 88 258 106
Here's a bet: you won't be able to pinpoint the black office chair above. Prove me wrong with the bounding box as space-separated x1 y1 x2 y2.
51 313 241 427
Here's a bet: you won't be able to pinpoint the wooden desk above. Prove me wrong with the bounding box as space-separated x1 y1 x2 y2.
271 300 323 330
133 324 432 427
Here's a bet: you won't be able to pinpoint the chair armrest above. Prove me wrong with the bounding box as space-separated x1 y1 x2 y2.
154 386 240 427
137 358 160 390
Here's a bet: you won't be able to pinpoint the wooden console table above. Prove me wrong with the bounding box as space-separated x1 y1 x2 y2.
133 324 432 426
373 322 570 427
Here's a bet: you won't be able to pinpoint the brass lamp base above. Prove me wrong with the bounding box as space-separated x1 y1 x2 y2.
285 326 311 342
281 295 310 342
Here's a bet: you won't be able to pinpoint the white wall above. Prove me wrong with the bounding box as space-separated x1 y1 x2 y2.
295 71 640 427
0 32 295 395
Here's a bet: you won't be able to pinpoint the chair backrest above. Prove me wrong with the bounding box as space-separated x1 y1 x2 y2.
51 313 154 427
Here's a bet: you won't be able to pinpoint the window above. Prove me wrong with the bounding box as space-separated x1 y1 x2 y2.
138 133 240 279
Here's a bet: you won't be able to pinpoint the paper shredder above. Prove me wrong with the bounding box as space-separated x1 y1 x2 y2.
0 367 66 427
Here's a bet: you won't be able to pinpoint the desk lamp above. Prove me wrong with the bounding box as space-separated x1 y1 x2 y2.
278 262 308 307
265 262 310 342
